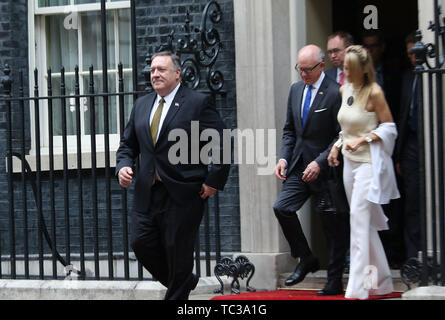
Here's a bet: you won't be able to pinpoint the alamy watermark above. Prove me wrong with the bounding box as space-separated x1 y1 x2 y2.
63 6 79 30
363 5 378 30
363 265 379 290
168 121 277 176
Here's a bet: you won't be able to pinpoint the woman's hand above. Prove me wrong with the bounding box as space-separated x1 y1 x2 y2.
328 146 340 167
344 136 367 153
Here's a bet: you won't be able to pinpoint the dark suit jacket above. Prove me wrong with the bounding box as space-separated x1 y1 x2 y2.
394 69 417 162
325 67 339 83
116 85 230 212
280 75 341 177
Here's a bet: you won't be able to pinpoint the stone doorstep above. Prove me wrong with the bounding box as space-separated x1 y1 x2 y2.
402 286 445 300
279 270 408 293
0 271 420 300
0 276 231 300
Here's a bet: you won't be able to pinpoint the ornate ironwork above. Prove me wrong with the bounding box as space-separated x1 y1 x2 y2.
214 255 256 295
406 0 445 287
401 258 422 290
401 257 442 290
143 0 224 93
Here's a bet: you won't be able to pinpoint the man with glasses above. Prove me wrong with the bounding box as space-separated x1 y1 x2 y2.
326 31 354 85
273 45 348 296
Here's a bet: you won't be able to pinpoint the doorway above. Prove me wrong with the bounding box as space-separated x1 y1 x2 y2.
308 0 419 269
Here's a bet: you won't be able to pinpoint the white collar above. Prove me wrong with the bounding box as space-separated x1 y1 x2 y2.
156 82 181 105
308 72 325 90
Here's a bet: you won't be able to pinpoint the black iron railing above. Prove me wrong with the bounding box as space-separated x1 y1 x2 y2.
401 0 445 288
0 63 225 281
0 0 227 281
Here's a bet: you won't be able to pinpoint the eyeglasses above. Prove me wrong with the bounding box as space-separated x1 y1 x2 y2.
295 62 322 74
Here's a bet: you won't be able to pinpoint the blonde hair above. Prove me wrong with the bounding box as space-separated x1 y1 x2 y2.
344 45 376 101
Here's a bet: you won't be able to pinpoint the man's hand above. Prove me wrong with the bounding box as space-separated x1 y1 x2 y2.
118 167 134 188
275 160 287 181
199 184 217 200
328 146 340 167
302 161 321 183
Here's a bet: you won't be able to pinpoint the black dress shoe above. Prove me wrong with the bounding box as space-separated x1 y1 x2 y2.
317 279 343 296
285 256 320 286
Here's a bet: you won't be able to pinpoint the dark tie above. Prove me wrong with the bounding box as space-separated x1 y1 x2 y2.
302 85 312 126
409 75 419 132
151 98 165 146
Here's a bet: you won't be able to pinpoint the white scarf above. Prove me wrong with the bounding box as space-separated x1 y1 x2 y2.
367 122 401 204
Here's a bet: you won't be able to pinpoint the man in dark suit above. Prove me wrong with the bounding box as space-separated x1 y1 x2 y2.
363 31 405 268
395 32 421 259
116 51 230 300
325 31 354 85
273 45 348 296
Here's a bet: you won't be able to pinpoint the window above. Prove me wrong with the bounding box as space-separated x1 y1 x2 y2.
29 0 133 157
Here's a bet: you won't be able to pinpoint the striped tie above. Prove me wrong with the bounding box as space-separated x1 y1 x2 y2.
150 98 165 146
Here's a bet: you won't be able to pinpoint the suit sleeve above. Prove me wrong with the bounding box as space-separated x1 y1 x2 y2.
115 103 140 177
279 88 297 164
198 95 231 190
315 89 342 170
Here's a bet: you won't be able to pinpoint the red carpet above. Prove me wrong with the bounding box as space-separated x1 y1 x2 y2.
211 289 402 300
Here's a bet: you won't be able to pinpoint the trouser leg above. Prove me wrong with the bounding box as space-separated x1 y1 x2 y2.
273 171 312 259
130 182 204 300
319 210 349 281
162 194 204 300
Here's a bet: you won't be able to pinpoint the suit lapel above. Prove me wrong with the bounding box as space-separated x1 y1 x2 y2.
144 93 157 148
157 85 183 141
294 83 305 132
303 78 328 131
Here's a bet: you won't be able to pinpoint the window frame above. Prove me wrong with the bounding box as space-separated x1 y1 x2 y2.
28 0 132 159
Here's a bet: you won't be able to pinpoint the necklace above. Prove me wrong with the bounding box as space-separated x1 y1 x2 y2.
347 84 364 106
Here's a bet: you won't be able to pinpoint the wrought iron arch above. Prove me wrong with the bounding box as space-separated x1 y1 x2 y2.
143 0 225 93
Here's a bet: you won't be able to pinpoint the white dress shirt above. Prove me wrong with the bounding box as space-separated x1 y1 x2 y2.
150 82 181 141
300 72 325 118
150 82 181 181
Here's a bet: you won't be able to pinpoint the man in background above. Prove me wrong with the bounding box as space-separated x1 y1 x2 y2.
395 32 421 261
326 31 354 85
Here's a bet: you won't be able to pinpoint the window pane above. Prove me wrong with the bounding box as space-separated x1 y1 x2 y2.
118 9 132 69
74 0 100 4
38 0 69 7
124 76 134 124
81 11 115 71
83 74 118 135
46 15 79 72
50 76 77 136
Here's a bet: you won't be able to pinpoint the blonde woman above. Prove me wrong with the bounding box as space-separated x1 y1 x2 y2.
328 45 400 300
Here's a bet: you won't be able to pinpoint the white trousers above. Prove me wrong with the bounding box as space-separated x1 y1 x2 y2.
343 157 394 300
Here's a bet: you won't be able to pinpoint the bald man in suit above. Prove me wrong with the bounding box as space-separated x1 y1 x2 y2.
274 45 348 296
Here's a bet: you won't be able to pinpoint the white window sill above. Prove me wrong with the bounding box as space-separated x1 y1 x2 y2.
8 151 117 173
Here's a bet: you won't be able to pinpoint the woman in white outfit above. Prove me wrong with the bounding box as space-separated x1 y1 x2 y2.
328 45 399 300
